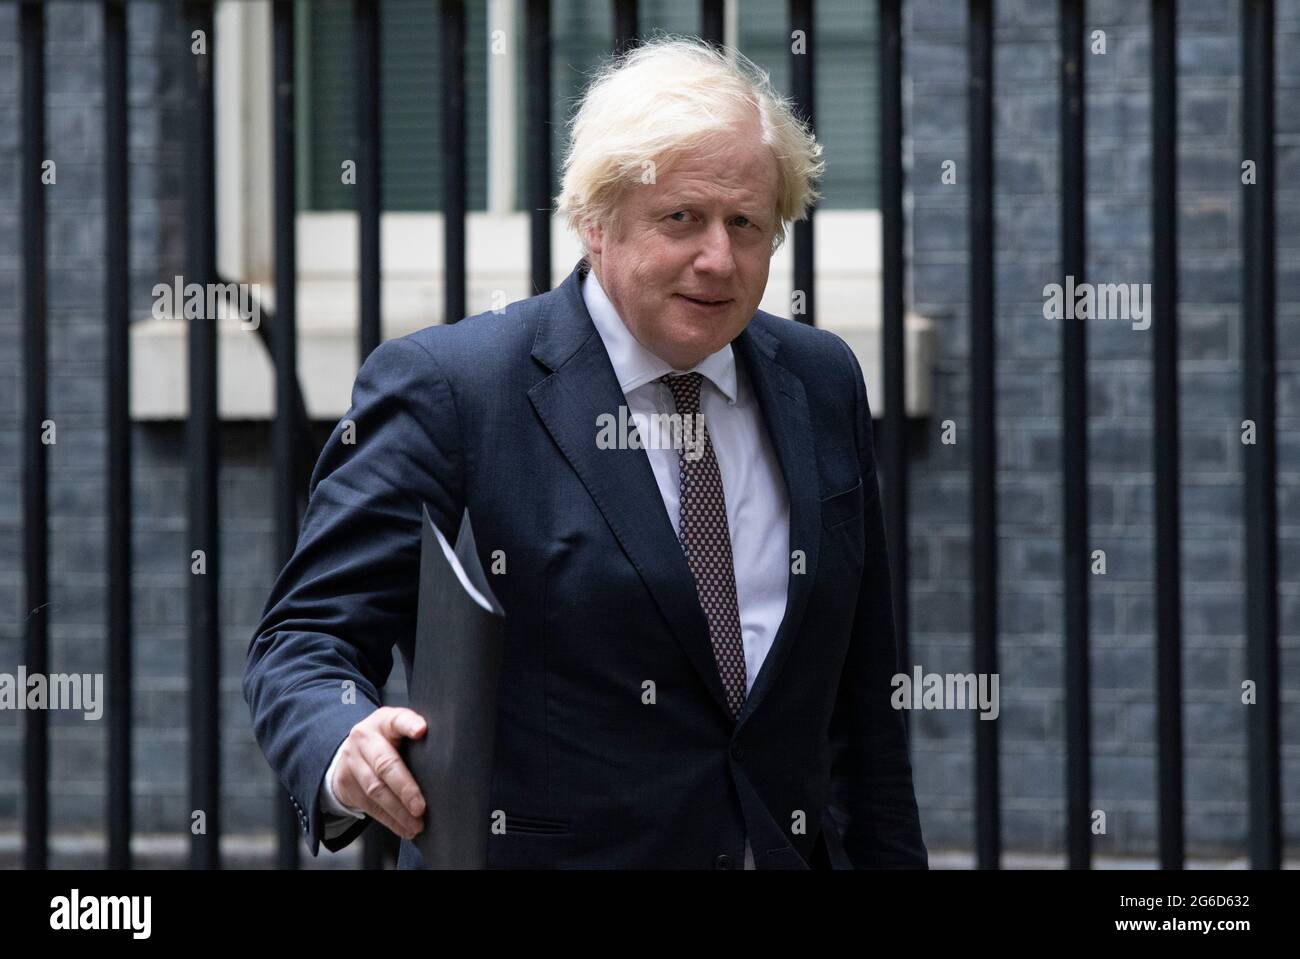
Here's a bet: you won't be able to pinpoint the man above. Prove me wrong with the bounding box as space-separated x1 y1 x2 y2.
244 37 927 869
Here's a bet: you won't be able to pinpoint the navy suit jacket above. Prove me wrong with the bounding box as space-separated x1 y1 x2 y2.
244 257 928 869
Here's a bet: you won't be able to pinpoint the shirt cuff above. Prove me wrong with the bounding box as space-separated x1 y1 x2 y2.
322 813 358 841
320 738 368 821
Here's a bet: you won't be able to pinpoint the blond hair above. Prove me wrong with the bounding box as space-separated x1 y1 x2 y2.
554 34 824 255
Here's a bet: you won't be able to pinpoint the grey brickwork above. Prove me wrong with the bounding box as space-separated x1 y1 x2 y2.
0 0 1295 864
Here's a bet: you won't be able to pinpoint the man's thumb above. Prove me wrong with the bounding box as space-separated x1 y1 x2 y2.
396 709 428 739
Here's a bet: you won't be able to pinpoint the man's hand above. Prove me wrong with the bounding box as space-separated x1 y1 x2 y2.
331 706 429 840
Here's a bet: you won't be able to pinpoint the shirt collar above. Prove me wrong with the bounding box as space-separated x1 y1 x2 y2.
582 266 738 404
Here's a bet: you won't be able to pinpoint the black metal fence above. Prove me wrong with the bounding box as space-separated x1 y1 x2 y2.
9 0 1284 869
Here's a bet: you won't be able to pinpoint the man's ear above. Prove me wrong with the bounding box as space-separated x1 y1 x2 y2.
585 220 605 255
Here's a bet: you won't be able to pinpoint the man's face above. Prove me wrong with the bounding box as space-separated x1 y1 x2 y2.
584 122 779 370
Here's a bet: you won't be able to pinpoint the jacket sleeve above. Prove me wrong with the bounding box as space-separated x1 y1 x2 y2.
243 334 465 856
825 335 929 868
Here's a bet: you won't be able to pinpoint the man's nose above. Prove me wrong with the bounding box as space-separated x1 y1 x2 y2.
694 220 736 276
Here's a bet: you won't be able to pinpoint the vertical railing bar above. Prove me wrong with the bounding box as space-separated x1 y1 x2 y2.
183 0 221 870
442 0 467 325
272 0 302 870
613 0 638 57
968 0 1000 871
526 0 553 295
880 0 909 724
104 0 132 871
701 0 724 48
356 0 382 360
19 0 49 874
353 0 393 870
1059 0 1091 870
789 0 815 326
1151 0 1185 871
1241 0 1281 871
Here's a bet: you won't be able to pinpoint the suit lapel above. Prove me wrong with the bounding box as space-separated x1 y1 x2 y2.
527 260 731 716
730 320 821 729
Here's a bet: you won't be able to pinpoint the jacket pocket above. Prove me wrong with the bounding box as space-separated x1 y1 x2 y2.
821 478 864 531
503 813 571 835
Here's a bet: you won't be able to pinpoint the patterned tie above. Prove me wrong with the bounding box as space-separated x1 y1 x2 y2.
660 372 747 719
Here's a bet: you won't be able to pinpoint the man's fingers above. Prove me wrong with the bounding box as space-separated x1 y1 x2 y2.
357 730 426 819
332 707 429 838
342 758 423 838
365 803 418 843
378 706 428 742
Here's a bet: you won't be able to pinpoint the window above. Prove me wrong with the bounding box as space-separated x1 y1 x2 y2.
739 0 879 208
295 0 880 213
135 0 931 424
298 0 491 211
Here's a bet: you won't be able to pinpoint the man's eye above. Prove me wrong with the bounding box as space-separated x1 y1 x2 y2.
668 211 690 222
734 215 752 228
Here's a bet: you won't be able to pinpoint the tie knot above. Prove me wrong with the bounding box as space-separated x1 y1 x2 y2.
660 371 704 414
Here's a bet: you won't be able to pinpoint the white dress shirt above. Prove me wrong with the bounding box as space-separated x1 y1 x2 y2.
320 267 792 869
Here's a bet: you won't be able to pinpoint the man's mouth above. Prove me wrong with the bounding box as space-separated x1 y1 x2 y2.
677 294 732 307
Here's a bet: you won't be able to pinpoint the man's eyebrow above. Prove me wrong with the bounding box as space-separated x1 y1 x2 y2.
657 191 706 206
656 194 769 215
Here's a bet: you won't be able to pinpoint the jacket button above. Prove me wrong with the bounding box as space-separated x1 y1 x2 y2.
714 854 733 870
730 743 744 761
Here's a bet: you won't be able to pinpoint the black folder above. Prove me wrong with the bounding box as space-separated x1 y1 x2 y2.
400 505 505 869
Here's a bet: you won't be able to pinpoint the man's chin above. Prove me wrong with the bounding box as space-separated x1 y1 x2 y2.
641 304 748 365
658 335 735 369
